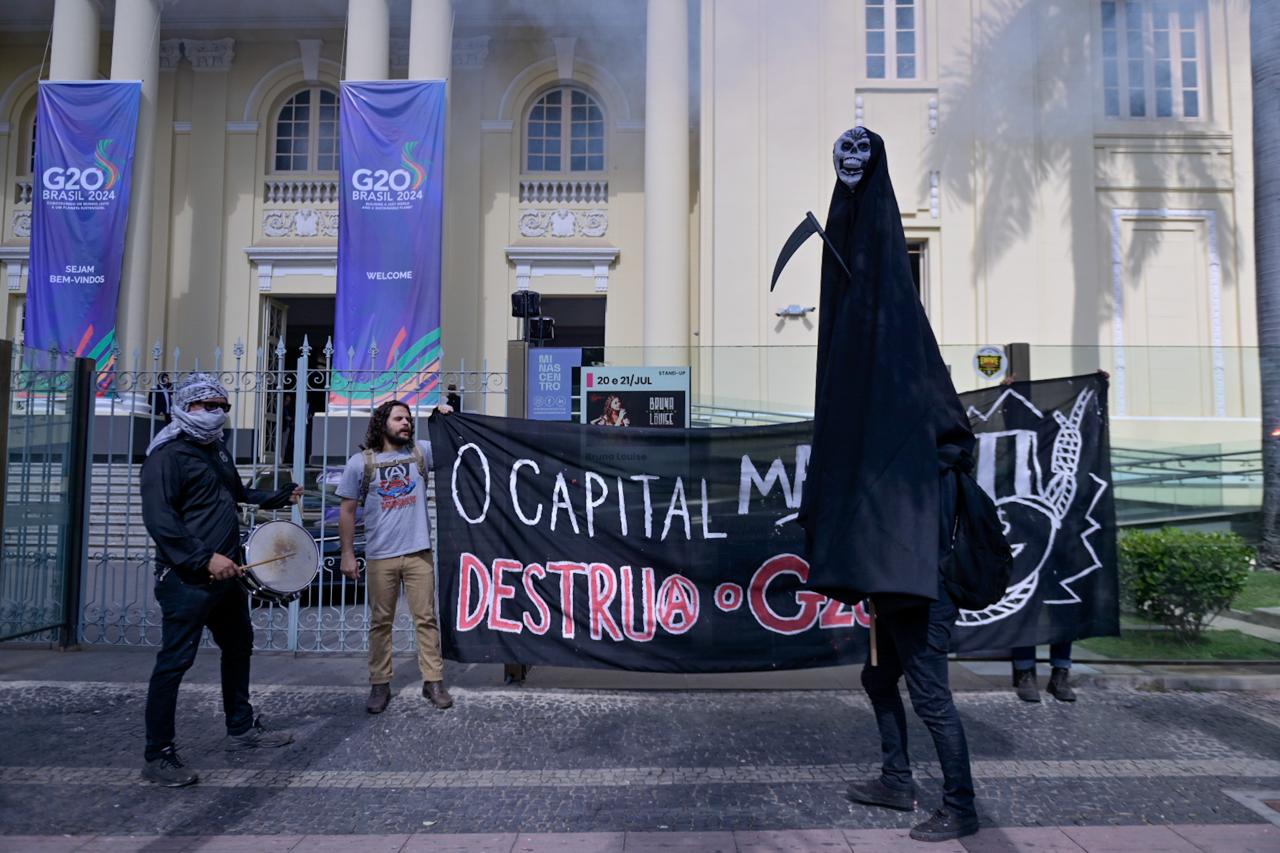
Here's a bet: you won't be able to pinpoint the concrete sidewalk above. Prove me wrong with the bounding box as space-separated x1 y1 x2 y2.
3 825 1279 852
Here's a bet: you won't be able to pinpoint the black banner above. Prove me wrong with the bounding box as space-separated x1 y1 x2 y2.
428 374 1116 671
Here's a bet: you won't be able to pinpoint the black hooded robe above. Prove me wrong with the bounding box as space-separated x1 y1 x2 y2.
797 129 974 607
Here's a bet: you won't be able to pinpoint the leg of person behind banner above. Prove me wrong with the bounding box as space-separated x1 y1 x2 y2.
503 663 529 685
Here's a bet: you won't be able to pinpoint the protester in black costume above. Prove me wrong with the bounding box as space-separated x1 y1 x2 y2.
139 373 301 786
780 127 980 842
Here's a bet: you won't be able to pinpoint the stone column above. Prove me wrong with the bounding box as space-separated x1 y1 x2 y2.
642 0 690 351
408 0 452 80
110 0 161 360
50 0 100 80
345 0 390 80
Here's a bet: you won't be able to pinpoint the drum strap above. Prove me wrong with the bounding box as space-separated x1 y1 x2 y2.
358 445 428 505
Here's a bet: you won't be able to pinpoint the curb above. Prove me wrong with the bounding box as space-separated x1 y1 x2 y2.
1077 672 1280 691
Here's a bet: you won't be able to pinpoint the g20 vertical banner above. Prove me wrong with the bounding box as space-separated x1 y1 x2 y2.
26 81 141 373
334 81 445 406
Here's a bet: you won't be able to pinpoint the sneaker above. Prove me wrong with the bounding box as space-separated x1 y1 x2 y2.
1047 666 1077 702
225 715 295 751
844 777 916 811
1013 667 1041 703
422 680 454 709
909 807 980 842
366 682 392 714
141 747 199 787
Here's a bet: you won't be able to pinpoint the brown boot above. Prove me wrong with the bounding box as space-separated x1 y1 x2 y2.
366 683 391 714
423 680 453 709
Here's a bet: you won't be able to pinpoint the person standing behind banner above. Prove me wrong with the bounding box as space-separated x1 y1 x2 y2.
338 399 453 714
140 373 301 787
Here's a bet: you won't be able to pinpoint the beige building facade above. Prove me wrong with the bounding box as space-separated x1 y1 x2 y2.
0 0 1259 435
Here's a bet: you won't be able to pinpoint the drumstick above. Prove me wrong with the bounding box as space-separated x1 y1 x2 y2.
238 551 297 573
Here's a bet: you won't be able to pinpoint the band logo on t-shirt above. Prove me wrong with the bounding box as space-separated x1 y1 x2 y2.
375 462 418 510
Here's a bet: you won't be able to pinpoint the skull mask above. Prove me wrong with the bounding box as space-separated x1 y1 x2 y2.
833 127 872 192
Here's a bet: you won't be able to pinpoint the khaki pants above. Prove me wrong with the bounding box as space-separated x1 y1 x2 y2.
365 550 444 683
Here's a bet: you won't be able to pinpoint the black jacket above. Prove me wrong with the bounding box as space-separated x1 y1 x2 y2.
140 435 296 581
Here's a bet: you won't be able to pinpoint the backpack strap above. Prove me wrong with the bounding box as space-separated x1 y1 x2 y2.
411 443 428 482
358 448 376 505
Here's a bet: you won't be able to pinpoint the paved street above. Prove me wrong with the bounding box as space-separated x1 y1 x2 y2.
0 649 1278 850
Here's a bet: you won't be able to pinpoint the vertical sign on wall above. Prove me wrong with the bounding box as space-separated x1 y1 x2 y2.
333 81 446 406
527 347 582 420
26 81 141 375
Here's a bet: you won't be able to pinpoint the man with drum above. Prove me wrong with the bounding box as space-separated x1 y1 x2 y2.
139 373 302 787
337 398 453 714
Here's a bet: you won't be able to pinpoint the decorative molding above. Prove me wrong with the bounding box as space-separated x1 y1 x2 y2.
12 210 31 239
518 208 607 239
1109 208 1224 417
14 179 32 205
297 39 323 82
244 246 338 293
615 120 645 132
854 95 865 125
173 121 192 134
161 38 236 72
505 245 619 294
186 38 236 72
0 122 12 135
928 97 938 134
227 121 260 134
454 36 491 69
929 171 940 219
262 208 339 239
159 39 183 71
481 119 514 133
553 37 577 80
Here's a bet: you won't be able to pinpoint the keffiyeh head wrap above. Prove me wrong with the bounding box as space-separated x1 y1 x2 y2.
146 373 231 456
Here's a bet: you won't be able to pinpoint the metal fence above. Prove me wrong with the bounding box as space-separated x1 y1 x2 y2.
77 338 506 652
1 343 92 645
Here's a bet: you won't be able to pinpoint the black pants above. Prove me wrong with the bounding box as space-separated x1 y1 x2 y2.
859 468 976 820
144 569 255 760
861 584 976 819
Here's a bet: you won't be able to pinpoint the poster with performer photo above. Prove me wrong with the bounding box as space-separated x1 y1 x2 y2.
580 367 690 429
428 373 1117 673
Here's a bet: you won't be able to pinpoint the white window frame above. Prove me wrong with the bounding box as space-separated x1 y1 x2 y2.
863 0 922 81
1100 0 1207 121
524 85 607 176
270 86 340 175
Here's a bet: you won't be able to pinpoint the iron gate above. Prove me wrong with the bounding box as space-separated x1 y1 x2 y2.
77 338 506 651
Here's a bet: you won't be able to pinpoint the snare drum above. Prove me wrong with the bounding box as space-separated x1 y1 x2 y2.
240 520 320 607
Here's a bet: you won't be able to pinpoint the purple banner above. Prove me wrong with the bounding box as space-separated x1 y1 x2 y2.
334 81 446 406
26 81 141 373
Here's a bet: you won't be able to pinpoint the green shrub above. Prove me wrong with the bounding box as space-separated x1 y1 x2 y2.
1118 528 1252 639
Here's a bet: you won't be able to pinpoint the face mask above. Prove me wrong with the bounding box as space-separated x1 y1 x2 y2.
174 406 228 442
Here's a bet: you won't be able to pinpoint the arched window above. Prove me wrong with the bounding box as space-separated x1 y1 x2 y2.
525 86 605 174
272 87 339 173
18 99 36 176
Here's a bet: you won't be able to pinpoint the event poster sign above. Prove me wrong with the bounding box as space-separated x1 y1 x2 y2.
580 366 691 428
26 81 141 373
429 374 1116 672
528 347 582 421
334 81 445 406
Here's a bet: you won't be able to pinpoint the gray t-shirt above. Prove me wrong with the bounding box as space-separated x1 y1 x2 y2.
336 439 434 560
